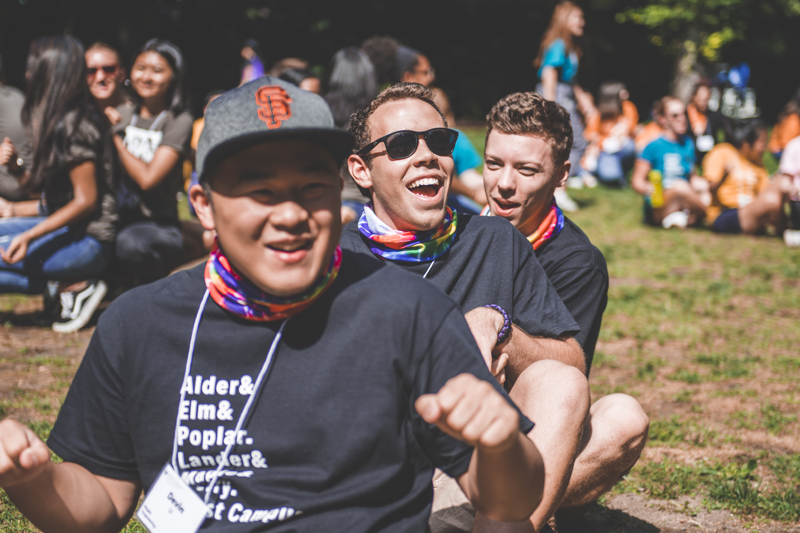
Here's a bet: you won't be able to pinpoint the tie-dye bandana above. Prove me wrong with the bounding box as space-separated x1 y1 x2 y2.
481 199 564 250
205 243 342 321
358 203 458 262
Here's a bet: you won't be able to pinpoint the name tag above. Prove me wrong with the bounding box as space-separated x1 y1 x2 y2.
696 135 715 152
137 464 208 533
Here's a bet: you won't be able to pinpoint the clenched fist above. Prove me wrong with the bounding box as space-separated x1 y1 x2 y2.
0 418 52 488
415 373 519 451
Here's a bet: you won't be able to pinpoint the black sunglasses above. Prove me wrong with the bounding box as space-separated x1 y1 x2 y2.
357 128 459 160
86 65 118 77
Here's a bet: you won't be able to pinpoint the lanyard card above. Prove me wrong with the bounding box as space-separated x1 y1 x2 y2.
137 463 208 533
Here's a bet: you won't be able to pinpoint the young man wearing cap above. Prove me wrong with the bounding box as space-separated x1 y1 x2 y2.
0 78 545 532
341 83 590 533
479 92 649 529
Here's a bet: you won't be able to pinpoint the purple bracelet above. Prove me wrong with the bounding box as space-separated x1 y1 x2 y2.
484 304 511 347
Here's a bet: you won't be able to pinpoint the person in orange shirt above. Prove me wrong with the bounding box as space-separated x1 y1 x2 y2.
768 88 800 158
583 82 638 186
703 119 799 235
686 79 722 163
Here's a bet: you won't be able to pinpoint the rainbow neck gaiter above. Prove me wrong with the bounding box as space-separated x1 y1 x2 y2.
358 203 458 262
481 199 564 250
205 243 342 321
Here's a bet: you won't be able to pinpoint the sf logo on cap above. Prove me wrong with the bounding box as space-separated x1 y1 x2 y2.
255 86 293 129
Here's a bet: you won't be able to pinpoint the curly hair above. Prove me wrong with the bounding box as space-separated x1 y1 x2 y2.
485 92 572 166
348 82 447 155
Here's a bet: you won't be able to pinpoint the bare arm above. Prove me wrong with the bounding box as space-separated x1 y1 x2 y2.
0 199 39 218
416 375 544 522
114 136 181 192
631 159 653 197
541 67 557 101
0 418 141 533
465 307 585 382
0 161 98 264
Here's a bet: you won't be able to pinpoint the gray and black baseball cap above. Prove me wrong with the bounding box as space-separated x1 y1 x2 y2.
196 76 354 181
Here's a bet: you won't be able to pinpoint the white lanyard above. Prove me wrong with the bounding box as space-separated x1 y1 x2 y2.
423 258 436 279
131 110 168 131
170 289 288 504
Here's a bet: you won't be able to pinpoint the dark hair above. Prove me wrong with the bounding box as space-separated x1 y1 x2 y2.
348 82 447 154
485 92 573 167
396 45 421 81
133 39 190 114
777 87 800 124
21 36 104 196
325 47 378 129
597 82 626 122
278 68 316 87
691 78 712 98
725 118 767 149
361 36 399 85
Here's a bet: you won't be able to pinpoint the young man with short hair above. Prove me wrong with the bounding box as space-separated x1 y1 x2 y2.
0 78 544 532
341 83 590 533
482 91 649 529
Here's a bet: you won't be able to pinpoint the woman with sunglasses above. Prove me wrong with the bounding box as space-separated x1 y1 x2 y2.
113 39 193 285
85 42 130 125
631 96 708 228
535 1 597 210
0 36 116 331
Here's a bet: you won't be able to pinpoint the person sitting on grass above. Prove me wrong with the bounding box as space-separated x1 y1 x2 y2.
478 91 648 532
0 36 116 333
778 135 800 246
0 76 545 533
703 119 800 240
631 96 709 229
341 82 589 533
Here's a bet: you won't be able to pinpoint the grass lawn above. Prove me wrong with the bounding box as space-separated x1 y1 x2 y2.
0 126 797 530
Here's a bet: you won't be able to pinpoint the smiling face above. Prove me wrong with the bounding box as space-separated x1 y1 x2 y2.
130 51 174 103
483 131 568 237
192 140 342 297
401 55 435 87
566 8 585 37
85 47 123 104
692 86 710 114
349 98 453 231
660 99 688 137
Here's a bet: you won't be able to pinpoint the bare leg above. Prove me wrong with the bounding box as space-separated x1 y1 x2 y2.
652 181 707 226
472 360 591 533
738 175 791 234
558 394 649 509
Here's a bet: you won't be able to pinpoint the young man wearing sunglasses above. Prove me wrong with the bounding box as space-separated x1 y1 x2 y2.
481 92 649 531
0 78 545 532
85 42 128 122
341 83 590 533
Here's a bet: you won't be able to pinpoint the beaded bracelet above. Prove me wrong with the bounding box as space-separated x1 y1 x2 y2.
484 304 511 347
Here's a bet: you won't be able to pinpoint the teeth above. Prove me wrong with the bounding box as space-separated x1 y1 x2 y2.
408 178 440 189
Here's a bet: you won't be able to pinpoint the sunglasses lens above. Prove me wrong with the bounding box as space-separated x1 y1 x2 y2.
385 132 418 159
87 68 98 76
426 129 456 156
102 66 117 74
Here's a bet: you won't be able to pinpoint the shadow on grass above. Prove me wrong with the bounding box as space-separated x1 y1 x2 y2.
557 503 660 533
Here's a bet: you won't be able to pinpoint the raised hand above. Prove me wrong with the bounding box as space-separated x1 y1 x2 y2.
0 418 52 489
415 373 519 451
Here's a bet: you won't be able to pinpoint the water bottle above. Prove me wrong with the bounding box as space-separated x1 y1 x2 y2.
649 169 664 208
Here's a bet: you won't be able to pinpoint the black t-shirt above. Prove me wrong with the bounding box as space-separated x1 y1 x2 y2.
340 215 579 340
535 218 608 375
48 252 533 532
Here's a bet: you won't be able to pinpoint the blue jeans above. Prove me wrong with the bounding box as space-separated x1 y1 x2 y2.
597 140 636 186
0 217 111 294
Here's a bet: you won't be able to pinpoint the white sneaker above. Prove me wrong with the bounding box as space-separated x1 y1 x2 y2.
566 176 584 190
554 189 579 212
52 280 108 333
662 210 689 229
59 291 75 319
784 229 800 247
582 173 598 189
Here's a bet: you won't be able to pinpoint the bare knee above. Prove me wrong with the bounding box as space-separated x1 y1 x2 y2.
592 394 649 454
511 360 590 416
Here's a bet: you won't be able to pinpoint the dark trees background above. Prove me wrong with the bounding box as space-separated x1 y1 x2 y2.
1 0 798 122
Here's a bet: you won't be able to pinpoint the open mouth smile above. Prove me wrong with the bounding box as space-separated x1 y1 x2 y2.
492 198 521 216
267 240 314 263
407 176 443 199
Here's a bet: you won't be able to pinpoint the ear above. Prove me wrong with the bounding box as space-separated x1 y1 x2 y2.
556 161 571 188
348 154 374 192
189 184 216 232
